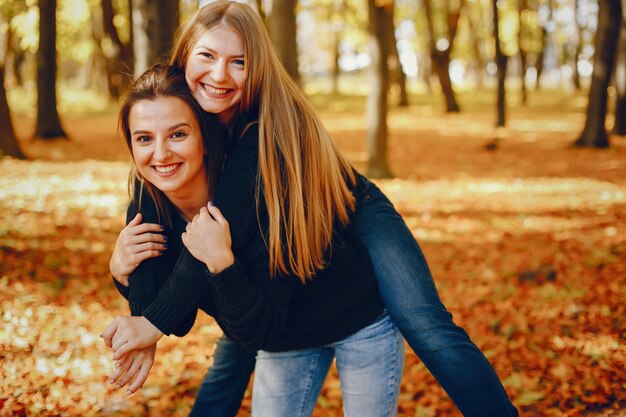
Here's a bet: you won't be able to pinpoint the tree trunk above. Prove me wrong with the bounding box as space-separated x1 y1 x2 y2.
572 0 583 90
99 0 134 99
131 0 178 77
0 68 24 159
424 0 461 113
366 0 392 179
382 3 408 106
575 0 622 147
611 9 626 135
536 0 553 90
332 31 341 94
518 0 528 105
270 0 300 85
1 24 25 159
493 0 507 127
467 7 484 88
35 0 67 139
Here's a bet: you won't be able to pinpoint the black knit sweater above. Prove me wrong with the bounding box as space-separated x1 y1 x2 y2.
115 119 383 352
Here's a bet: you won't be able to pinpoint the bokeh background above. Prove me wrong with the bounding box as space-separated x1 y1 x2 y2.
0 0 625 416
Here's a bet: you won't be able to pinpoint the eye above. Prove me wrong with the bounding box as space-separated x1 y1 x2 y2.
135 135 152 143
171 131 187 139
200 52 214 59
233 59 245 67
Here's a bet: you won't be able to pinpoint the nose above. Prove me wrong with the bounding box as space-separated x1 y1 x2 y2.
211 59 228 83
153 139 171 161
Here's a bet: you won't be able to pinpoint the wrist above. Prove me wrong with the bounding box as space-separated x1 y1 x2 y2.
141 316 164 340
206 252 235 274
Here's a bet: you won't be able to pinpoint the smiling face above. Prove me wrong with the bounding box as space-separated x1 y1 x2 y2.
129 96 208 204
185 23 246 125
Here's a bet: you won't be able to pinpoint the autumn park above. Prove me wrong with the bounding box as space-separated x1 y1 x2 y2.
0 0 625 416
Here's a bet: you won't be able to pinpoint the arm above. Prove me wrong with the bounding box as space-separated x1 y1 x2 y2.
182 204 296 352
112 188 199 336
112 196 165 315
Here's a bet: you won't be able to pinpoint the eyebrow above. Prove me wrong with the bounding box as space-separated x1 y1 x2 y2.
196 45 244 59
132 122 192 136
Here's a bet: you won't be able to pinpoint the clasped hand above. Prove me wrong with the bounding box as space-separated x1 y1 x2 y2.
101 316 163 395
182 202 235 273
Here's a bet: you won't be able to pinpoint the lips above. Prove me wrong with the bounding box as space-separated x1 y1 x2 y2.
201 83 233 97
153 163 181 175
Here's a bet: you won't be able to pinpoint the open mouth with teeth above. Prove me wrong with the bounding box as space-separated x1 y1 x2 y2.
202 83 233 97
153 163 182 175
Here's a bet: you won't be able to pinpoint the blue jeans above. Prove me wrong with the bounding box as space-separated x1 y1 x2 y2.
190 175 518 417
349 175 518 417
189 336 256 417
251 313 403 417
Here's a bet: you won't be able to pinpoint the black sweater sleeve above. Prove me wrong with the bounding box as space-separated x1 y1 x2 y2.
112 188 198 337
111 197 160 316
204 253 295 352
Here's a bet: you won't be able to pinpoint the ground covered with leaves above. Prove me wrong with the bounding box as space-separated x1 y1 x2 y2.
1 94 625 416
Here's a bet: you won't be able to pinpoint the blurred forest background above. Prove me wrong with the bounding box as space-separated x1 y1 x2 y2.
0 0 625 416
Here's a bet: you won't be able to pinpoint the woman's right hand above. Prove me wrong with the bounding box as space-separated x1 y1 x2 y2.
110 213 167 286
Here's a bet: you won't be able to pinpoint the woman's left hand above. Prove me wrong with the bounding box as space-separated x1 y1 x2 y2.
182 203 235 274
108 343 157 395
101 316 164 360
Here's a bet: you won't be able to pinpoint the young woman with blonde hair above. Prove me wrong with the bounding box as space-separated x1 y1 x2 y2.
107 2 518 416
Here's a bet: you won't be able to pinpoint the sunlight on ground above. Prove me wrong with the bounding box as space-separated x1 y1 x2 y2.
1 155 624 416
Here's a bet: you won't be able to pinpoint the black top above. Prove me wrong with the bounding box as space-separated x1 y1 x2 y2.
115 118 383 352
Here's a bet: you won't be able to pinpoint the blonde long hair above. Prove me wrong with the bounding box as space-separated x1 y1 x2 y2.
171 1 356 280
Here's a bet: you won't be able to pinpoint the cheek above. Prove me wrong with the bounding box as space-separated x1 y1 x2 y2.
132 148 150 167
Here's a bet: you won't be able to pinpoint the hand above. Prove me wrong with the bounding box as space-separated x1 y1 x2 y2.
108 343 157 395
110 213 167 286
182 203 235 274
101 316 164 360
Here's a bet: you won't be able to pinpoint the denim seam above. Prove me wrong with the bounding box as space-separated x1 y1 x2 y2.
386 324 401 417
297 349 322 417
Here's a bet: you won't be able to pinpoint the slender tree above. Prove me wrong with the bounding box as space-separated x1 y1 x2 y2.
270 0 300 84
612 9 626 135
366 0 392 179
493 0 507 127
572 0 583 90
535 0 553 90
132 0 178 77
35 0 67 139
518 0 528 105
0 19 25 159
424 0 462 113
575 0 622 148
382 2 408 106
97 0 134 99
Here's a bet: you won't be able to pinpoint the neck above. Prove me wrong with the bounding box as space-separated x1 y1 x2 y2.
217 107 236 126
165 186 211 222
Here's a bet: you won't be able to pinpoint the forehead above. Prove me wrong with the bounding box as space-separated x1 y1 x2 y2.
194 23 244 54
129 97 198 127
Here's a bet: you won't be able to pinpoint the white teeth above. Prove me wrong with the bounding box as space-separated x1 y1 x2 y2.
154 164 179 173
203 84 230 95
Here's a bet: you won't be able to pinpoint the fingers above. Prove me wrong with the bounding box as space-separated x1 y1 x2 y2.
131 232 167 245
101 320 119 348
128 212 142 226
127 357 154 394
207 204 228 226
129 248 163 265
114 340 135 361
111 335 129 353
131 222 166 236
115 356 142 389
109 356 132 385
